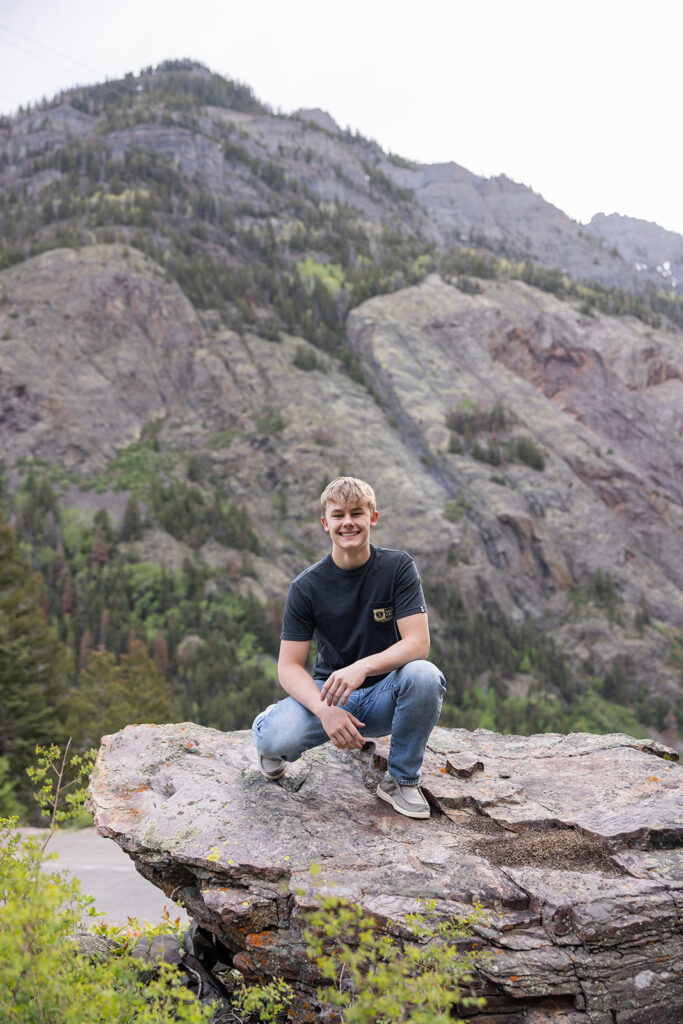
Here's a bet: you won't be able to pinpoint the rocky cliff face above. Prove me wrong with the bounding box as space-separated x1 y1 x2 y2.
0 246 199 472
1 63 682 743
1 245 681 729
89 722 683 1022
587 214 683 292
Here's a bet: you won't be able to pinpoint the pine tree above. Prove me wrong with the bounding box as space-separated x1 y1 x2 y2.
121 494 143 541
118 635 174 724
65 647 123 749
66 637 175 750
0 512 71 810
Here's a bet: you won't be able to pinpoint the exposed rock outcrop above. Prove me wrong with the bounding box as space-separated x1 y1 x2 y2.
0 245 200 472
586 213 683 292
90 723 683 1022
2 249 681 716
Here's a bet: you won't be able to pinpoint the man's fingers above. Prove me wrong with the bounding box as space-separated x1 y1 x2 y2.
321 676 341 702
330 723 361 748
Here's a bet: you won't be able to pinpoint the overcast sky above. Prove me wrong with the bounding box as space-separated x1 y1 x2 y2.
1 0 681 236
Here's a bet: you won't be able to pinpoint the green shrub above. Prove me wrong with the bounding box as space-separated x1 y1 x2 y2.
455 276 483 295
304 884 488 1023
512 436 545 471
292 345 320 371
0 826 211 1024
255 411 285 436
0 743 211 1024
232 977 294 1022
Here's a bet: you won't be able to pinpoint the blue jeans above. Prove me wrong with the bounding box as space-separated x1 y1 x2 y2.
251 660 445 786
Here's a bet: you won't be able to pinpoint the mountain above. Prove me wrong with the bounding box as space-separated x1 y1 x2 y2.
587 212 683 290
1 60 682 775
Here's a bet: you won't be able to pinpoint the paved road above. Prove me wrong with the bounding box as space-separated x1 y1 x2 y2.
18 827 189 926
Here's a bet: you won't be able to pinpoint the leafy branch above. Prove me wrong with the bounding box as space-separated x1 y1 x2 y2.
25 739 97 849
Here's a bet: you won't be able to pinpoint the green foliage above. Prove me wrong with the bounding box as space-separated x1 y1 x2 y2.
471 441 501 466
296 258 344 295
455 276 483 295
232 977 295 1023
438 245 683 331
443 681 644 737
255 411 286 436
2 75 440 376
304 892 488 1023
445 405 545 472
0 767 211 1023
601 657 628 704
446 403 507 439
292 344 321 371
0 512 71 810
512 436 545 471
65 641 174 750
360 160 413 203
423 579 649 734
93 906 187 957
120 494 143 541
26 741 97 838
634 594 652 633
147 476 261 552
586 569 621 622
3 469 281 756
444 498 469 522
0 757 23 818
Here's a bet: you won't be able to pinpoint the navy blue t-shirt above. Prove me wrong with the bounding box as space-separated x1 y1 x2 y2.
280 545 427 686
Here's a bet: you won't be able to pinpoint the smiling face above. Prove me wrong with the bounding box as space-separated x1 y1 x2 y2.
321 500 379 568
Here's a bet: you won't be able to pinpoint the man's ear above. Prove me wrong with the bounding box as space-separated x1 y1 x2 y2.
321 516 329 533
371 510 379 526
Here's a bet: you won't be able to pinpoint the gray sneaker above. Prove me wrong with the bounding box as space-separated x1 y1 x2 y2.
258 753 286 780
376 772 430 819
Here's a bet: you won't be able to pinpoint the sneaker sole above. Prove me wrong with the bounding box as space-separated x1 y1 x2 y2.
376 783 430 819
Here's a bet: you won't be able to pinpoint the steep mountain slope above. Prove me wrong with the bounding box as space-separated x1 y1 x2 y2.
1 61 682 755
2 60 681 302
587 212 683 290
1 243 681 739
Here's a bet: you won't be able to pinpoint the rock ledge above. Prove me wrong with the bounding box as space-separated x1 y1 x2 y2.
89 724 683 1022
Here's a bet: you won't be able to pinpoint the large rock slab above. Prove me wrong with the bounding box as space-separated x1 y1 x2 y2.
89 723 683 1022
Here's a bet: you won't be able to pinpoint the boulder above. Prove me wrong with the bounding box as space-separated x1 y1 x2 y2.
89 723 683 1022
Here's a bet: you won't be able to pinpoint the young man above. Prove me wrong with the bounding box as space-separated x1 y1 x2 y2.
251 477 445 819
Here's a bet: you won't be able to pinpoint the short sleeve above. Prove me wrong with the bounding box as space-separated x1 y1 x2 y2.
280 579 315 640
393 555 427 620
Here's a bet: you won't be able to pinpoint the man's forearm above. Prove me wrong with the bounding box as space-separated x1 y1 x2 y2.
355 633 429 681
278 663 326 717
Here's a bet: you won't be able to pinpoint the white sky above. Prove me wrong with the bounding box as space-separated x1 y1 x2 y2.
1 0 682 236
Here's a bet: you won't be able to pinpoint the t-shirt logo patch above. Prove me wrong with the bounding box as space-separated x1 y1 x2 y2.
373 605 394 623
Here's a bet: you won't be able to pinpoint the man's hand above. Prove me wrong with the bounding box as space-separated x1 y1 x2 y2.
319 704 366 750
320 663 367 707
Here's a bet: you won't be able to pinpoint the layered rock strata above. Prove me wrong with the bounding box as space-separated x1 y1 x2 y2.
89 723 683 1022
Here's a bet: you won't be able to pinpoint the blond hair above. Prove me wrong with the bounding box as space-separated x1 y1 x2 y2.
320 476 377 516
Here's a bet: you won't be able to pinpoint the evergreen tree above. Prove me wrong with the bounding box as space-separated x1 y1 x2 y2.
65 636 174 750
118 634 174 724
121 494 143 541
0 512 71 809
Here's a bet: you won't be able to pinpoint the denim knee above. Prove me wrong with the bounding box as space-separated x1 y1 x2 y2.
397 660 446 702
252 706 279 757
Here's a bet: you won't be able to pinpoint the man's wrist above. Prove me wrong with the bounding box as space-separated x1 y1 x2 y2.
354 657 371 682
